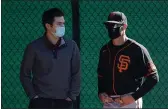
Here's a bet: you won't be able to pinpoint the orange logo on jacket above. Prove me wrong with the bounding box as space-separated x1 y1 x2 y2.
117 55 130 73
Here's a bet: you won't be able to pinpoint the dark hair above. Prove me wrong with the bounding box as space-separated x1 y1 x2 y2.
42 8 64 30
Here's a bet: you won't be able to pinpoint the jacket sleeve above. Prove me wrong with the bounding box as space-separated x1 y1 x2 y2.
97 47 107 95
20 44 36 99
68 41 81 100
132 47 159 100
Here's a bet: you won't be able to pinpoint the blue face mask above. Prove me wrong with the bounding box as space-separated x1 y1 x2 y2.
55 26 65 37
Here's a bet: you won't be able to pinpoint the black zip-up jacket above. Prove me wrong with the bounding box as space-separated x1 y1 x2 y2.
97 38 159 100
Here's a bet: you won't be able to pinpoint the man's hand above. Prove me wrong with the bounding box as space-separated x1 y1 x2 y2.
115 95 135 106
99 93 113 104
66 97 72 101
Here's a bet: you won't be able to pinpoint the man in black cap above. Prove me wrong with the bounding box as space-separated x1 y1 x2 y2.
97 11 159 108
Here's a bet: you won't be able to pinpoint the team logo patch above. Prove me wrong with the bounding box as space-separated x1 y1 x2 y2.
117 55 130 73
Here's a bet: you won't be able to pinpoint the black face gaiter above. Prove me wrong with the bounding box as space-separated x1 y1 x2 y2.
108 26 121 39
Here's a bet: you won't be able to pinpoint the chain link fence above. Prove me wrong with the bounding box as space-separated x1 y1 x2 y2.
2 0 168 108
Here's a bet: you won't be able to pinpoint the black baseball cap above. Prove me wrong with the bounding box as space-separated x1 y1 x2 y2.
104 11 127 25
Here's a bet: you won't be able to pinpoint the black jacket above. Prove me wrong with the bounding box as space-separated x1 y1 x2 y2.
97 38 159 100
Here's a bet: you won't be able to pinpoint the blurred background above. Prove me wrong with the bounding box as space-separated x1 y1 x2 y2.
1 0 168 108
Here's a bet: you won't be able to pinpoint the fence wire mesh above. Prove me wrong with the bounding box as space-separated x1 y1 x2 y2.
2 0 168 108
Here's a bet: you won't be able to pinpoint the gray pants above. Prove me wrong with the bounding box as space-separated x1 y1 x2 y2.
103 94 142 108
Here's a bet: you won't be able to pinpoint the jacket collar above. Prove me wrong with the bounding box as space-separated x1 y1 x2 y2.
43 33 67 49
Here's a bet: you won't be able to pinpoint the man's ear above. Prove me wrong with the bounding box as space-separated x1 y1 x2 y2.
120 24 127 32
45 23 51 30
123 24 127 29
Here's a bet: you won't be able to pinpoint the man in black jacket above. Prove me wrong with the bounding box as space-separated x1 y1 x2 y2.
97 11 159 108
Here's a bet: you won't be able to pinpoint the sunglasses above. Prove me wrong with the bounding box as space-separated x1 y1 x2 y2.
104 23 123 29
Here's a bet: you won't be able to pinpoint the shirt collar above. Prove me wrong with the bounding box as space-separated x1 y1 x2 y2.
43 33 67 49
108 38 131 49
